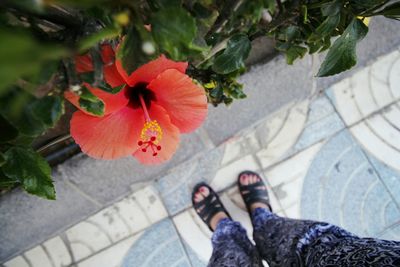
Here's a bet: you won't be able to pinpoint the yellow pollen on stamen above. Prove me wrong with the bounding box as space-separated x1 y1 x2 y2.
140 120 162 143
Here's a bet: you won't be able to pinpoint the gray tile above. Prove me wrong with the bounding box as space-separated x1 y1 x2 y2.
57 132 208 205
368 155 400 207
300 130 399 237
155 147 224 216
182 241 207 267
204 54 314 145
317 17 400 90
284 95 345 154
0 176 98 262
121 219 191 267
378 223 400 241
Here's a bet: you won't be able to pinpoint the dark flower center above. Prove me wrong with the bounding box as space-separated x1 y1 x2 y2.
125 82 156 109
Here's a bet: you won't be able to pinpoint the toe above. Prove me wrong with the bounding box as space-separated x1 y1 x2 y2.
199 186 209 197
194 192 203 203
240 174 248 185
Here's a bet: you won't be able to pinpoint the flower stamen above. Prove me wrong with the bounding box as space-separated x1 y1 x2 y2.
137 94 162 156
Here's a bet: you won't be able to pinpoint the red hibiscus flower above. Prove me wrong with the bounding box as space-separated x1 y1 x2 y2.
65 45 208 164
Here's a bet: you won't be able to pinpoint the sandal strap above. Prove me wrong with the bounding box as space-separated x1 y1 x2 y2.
238 171 272 212
239 180 265 191
192 183 231 231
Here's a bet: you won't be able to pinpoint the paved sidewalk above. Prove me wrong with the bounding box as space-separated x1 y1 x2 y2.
3 43 400 267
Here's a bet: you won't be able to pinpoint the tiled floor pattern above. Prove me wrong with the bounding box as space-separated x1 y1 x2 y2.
4 48 400 267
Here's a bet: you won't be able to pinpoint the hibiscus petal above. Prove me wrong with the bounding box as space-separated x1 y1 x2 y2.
148 69 208 133
64 83 128 115
116 54 188 86
70 106 144 159
133 103 180 165
75 54 93 73
104 64 125 88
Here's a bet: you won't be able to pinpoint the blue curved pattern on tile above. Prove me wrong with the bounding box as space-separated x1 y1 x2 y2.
301 130 400 239
122 219 191 267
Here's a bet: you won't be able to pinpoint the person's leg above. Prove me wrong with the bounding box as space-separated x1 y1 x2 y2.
209 218 262 267
192 184 262 267
239 172 400 266
253 207 400 266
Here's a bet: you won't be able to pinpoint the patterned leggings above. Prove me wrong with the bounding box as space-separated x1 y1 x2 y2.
209 208 400 267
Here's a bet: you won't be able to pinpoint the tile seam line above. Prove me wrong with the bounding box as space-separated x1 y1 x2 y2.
66 229 145 266
358 143 400 212
170 218 196 267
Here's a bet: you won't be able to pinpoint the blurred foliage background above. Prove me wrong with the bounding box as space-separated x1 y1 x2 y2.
0 0 399 199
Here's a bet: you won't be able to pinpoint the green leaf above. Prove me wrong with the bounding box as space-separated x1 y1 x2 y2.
0 168 19 190
0 90 45 137
117 24 157 75
317 18 368 77
0 114 18 143
321 1 342 16
285 45 308 65
309 14 341 41
78 85 105 116
373 2 400 19
0 28 67 95
30 96 64 128
151 7 199 60
350 0 387 11
2 147 55 199
79 72 125 94
147 0 181 10
79 27 120 52
212 34 251 74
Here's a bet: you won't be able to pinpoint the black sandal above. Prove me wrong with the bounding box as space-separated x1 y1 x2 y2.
237 170 272 214
192 182 231 231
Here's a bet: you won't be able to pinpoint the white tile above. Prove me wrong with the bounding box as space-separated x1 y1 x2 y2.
256 101 308 168
43 236 72 267
284 202 301 219
367 113 400 150
350 121 400 172
114 195 151 234
173 210 213 263
133 186 168 224
351 69 380 118
24 246 53 267
264 142 324 187
4 256 29 267
329 79 362 126
221 136 246 166
264 143 323 210
388 50 400 99
369 52 397 107
66 220 112 261
383 104 400 129
210 155 259 192
77 234 142 267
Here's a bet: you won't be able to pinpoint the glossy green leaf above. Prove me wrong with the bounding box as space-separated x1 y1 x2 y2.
285 45 308 65
212 34 251 74
2 147 55 199
78 85 105 116
350 0 387 10
309 14 340 41
0 114 18 143
373 2 400 19
317 18 368 77
0 28 66 95
79 27 120 52
30 96 64 128
117 24 157 75
0 168 18 189
0 91 45 137
151 7 199 60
